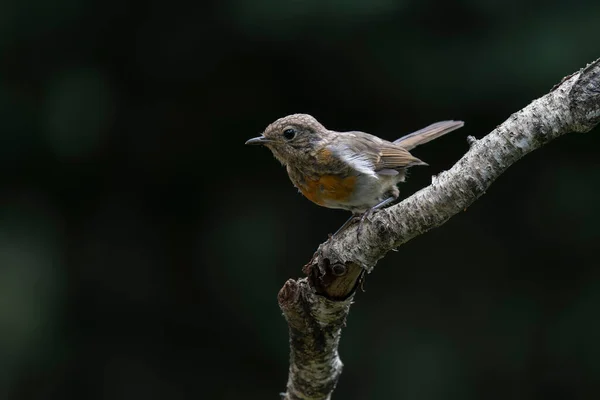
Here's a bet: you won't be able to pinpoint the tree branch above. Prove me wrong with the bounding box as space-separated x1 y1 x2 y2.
278 58 600 400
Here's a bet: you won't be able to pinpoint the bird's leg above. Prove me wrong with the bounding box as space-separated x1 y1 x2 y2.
331 196 398 239
356 196 397 240
332 214 360 238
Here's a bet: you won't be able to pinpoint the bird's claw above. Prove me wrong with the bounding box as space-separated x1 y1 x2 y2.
356 209 376 240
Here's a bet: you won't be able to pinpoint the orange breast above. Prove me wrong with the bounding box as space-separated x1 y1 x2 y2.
297 174 356 206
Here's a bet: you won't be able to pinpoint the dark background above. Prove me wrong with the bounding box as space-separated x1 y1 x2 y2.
1 1 599 399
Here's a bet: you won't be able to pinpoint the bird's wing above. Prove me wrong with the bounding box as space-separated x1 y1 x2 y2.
330 132 426 175
378 142 427 169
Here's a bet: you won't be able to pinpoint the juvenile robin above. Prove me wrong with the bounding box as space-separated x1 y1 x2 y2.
246 114 464 236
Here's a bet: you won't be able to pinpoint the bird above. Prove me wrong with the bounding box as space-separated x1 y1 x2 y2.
245 114 464 237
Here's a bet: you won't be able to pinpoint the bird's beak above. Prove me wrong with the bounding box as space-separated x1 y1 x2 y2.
245 135 271 145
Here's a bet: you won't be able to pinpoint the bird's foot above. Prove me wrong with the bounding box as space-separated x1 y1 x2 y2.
356 209 376 240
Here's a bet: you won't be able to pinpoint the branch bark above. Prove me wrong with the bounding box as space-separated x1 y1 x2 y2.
278 58 600 400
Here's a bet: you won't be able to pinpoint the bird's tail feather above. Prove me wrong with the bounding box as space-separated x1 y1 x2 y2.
393 120 464 150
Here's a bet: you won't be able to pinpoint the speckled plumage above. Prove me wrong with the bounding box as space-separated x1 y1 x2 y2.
248 114 464 214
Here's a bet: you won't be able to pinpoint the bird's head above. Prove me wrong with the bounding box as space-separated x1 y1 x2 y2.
245 114 326 165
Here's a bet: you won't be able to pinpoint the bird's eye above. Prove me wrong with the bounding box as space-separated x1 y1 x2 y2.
283 128 296 140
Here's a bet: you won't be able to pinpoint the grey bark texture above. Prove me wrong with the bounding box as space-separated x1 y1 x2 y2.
278 58 600 400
